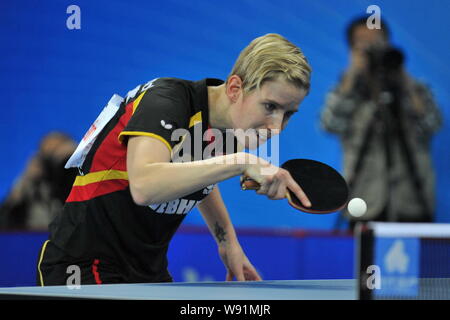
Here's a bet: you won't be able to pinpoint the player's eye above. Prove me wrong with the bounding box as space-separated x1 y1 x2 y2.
264 103 277 113
285 111 294 119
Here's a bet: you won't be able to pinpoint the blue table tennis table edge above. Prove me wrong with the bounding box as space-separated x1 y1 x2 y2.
0 279 358 300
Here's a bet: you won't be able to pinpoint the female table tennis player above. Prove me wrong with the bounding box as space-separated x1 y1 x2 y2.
37 33 312 285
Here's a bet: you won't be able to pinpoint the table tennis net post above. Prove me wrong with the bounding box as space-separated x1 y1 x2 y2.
355 222 450 300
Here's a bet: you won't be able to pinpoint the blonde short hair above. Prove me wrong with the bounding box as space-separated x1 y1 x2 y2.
228 33 312 94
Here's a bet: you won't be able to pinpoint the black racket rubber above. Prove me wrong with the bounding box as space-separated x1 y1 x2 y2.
281 159 349 214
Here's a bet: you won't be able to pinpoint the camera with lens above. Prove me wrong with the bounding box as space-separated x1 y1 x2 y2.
365 46 405 91
366 46 404 74
39 153 77 201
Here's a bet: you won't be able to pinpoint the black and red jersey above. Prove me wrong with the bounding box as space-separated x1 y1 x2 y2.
49 78 226 282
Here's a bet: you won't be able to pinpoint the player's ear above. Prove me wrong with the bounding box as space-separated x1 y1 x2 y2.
226 75 243 103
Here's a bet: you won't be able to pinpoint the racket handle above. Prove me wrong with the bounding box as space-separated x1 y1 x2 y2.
240 176 261 190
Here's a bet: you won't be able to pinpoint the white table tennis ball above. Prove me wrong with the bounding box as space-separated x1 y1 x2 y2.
347 198 367 217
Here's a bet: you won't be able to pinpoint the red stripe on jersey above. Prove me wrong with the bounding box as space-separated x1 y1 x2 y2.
92 259 102 284
66 179 129 203
89 101 134 172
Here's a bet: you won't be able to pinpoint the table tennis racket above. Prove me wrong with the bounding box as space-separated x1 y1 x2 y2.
240 159 349 214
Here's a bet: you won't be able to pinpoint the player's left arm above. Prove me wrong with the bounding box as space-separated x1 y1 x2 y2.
197 185 261 281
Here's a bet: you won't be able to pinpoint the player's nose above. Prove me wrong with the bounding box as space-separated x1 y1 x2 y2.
266 114 284 131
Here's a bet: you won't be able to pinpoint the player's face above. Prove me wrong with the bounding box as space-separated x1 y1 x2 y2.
230 78 307 147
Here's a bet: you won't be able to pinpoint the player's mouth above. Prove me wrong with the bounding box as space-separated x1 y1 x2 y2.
256 130 269 143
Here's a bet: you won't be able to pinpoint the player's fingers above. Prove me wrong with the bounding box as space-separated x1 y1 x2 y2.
252 272 262 281
256 185 268 195
245 266 262 281
267 179 281 199
255 176 273 195
232 266 245 282
273 181 288 200
286 177 311 208
235 274 245 281
226 271 233 281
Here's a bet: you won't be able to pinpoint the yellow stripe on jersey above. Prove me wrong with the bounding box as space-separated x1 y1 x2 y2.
118 131 173 153
189 112 202 128
73 170 129 187
132 91 147 114
37 240 50 286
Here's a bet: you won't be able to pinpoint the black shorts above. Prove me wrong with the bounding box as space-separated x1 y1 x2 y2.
36 241 173 286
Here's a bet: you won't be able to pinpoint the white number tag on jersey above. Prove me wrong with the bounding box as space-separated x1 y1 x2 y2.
65 94 124 170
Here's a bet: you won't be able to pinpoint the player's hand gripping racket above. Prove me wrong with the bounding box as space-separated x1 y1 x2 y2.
240 159 349 214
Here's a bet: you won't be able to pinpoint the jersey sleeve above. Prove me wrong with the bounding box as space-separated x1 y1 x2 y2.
118 79 190 152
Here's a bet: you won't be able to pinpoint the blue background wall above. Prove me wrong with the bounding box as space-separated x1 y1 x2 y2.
0 229 354 286
1 0 449 231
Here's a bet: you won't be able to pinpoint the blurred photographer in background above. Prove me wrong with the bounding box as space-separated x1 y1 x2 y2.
0 132 78 231
321 16 443 229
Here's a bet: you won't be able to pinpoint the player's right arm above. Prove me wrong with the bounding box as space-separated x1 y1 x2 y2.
127 135 241 205
126 136 309 206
